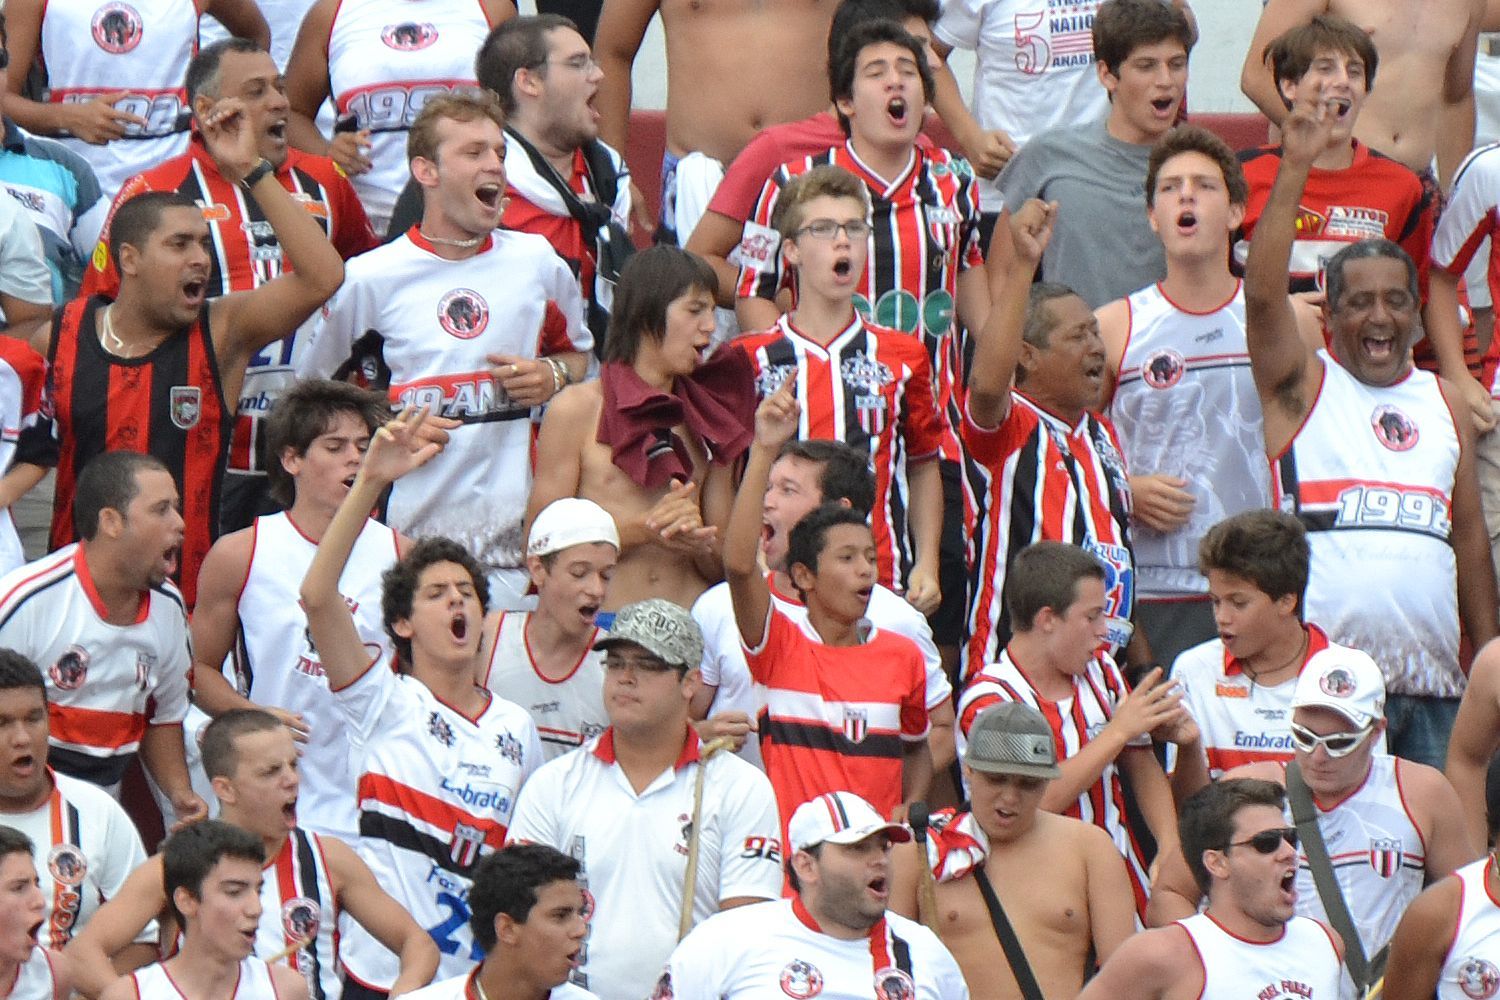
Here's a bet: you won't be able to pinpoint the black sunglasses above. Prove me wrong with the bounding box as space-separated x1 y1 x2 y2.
1225 827 1298 854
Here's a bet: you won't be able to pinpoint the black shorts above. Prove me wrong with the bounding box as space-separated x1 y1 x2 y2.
927 459 968 649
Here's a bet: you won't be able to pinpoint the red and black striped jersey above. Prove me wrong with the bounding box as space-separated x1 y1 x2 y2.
736 141 984 462
737 312 943 590
46 295 233 606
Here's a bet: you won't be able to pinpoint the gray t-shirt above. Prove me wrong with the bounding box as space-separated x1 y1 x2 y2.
998 117 1165 307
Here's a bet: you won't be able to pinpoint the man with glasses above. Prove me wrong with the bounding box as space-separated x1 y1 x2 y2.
1147 647 1477 981
1082 778 1343 1000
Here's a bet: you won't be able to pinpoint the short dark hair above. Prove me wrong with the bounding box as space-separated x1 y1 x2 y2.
162 821 265 926
185 37 265 105
1266 14 1378 103
786 504 871 586
786 842 823 893
1005 541 1106 632
265 380 389 508
1324 240 1419 315
474 14 580 116
776 439 876 516
0 650 45 700
468 843 581 952
0 826 33 863
827 0 939 71
1021 282 1082 351
1145 125 1249 208
1092 0 1194 78
382 537 491 670
829 20 935 135
601 247 717 365
74 451 172 541
200 709 283 781
1198 510 1309 618
109 191 201 270
1179 778 1286 895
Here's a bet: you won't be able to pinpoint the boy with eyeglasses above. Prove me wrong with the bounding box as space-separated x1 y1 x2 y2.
736 164 945 611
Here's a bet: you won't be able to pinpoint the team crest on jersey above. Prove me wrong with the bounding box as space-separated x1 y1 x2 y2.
281 897 321 942
1368 837 1403 878
754 363 796 399
49 646 89 691
1142 349 1185 390
47 844 87 887
873 967 916 1000
675 812 692 857
1293 205 1326 237
134 651 154 691
495 732 523 764
170 386 202 430
779 959 824 998
450 822 485 867
843 707 868 744
1458 958 1500 999
381 22 438 50
1371 405 1418 452
1318 667 1356 699
427 712 455 747
437 289 489 339
91 2 142 52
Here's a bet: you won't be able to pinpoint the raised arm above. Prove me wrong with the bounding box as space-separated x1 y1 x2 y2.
199 0 270 48
1437 0 1483 188
1239 0 1327 126
966 199 1055 429
724 376 798 648
593 0 657 155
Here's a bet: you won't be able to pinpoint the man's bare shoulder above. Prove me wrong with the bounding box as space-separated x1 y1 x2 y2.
550 380 602 421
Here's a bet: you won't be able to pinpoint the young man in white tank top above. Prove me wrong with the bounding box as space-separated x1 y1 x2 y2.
0 827 72 1000
1082 778 1343 1000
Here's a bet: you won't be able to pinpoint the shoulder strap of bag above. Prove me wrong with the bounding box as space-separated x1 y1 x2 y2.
974 863 1046 1000
1286 760 1371 988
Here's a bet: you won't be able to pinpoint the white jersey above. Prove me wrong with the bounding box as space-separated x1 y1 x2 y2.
1177 913 1342 1000
131 957 280 1000
1 770 149 949
5 947 63 1000
401 970 598 1000
39 0 193 200
254 830 340 1000
692 576 951 769
0 339 54 576
1108 281 1267 598
325 0 491 230
331 660 541 989
299 229 587 608
507 729 782 1000
0 544 190 788
479 612 607 762
1439 857 1500 1000
1432 143 1500 398
660 898 969 999
238 513 398 840
1273 353 1462 697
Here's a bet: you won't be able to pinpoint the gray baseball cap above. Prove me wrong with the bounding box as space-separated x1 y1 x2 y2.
964 703 1061 779
594 598 704 668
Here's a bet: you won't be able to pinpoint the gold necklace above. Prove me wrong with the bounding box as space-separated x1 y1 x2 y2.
418 227 486 249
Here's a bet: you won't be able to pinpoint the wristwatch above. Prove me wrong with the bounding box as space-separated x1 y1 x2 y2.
240 158 275 189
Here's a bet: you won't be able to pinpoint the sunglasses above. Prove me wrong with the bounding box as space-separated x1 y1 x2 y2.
1225 827 1299 854
1289 722 1373 758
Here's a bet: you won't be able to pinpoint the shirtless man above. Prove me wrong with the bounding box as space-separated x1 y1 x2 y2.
890 702 1137 1000
527 245 754 611
1240 0 1484 184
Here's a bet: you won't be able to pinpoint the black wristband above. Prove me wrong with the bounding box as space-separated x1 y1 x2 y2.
240 158 274 190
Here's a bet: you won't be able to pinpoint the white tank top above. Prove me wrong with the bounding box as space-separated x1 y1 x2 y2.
1109 282 1268 597
39 0 194 200
257 831 339 1000
239 513 398 840
1273 353 1461 697
131 957 281 999
325 0 491 231
6 946 61 1000
1178 912 1342 1000
480 611 606 763
1440 856 1500 1000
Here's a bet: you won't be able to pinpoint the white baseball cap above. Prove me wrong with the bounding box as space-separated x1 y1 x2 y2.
1290 646 1387 730
527 498 620 558
787 792 912 852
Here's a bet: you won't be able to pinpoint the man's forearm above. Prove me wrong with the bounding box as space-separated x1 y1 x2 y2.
138 723 194 800
901 739 933 805
908 459 942 576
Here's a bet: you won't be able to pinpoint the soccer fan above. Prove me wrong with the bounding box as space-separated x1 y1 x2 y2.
283 0 512 234
1242 83 1498 767
657 791 968 998
0 330 54 577
298 91 588 611
890 703 1137 1000
1445 639 1500 849
996 0 1192 308
398 844 596 1000
691 438 954 771
1081 779 1343 1000
66 709 440 1000
528 246 753 612
725 378 932 832
1 0 267 202
0 826 73 999
736 164 943 608
188 380 399 841
957 541 1187 916
302 406 542 993
481 497 616 761
0 452 202 824
80 38 379 533
1099 126 1264 666
0 650 152 957
1240 0 1482 183
98 821 308 1000
962 199 1135 679
507 598 781 1000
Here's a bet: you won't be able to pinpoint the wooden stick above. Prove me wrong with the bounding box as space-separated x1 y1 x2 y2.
678 736 738 941
263 937 310 966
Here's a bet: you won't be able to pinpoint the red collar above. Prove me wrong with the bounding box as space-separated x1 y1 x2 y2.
791 896 890 942
1222 624 1329 677
74 546 148 624
590 726 701 770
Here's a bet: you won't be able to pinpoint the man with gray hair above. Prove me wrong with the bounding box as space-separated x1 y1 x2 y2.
507 598 781 1000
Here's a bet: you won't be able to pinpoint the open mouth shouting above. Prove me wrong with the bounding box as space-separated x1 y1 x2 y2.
1329 96 1353 120
449 612 470 644
1278 867 1297 905
475 183 504 215
832 255 854 279
182 276 207 308
886 97 909 128
1175 210 1197 236
1361 332 1396 362
1150 96 1177 118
